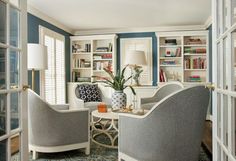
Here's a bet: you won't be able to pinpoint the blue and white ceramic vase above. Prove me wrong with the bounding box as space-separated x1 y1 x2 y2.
111 90 127 110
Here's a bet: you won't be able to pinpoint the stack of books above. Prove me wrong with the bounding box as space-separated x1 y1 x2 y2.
162 60 176 65
188 75 201 82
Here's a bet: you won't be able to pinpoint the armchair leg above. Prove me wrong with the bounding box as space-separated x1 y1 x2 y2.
32 150 38 160
85 145 90 155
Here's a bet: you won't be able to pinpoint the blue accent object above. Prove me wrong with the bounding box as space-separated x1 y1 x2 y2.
27 13 72 100
116 32 158 86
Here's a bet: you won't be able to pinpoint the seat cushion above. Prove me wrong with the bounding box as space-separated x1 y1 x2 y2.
75 84 102 103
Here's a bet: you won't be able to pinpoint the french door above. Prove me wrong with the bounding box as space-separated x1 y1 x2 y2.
0 0 28 160
213 0 236 160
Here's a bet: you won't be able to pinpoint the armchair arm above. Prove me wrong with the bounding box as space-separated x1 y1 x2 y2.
50 104 69 110
70 97 85 109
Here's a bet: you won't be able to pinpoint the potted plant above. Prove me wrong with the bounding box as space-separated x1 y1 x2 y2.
93 65 136 109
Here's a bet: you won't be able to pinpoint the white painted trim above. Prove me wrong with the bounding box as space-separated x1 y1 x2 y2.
27 5 74 34
119 152 138 161
204 16 213 28
29 142 89 153
74 25 206 36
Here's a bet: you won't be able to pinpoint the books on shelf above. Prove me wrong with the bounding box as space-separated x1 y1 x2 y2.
161 60 176 65
93 53 112 60
73 58 91 68
185 38 206 45
164 47 181 57
93 61 112 71
184 57 206 69
72 43 91 53
72 71 91 82
165 39 177 45
159 69 167 82
184 47 206 54
188 75 201 82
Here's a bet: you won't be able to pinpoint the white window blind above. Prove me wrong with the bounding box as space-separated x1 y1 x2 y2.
40 26 65 104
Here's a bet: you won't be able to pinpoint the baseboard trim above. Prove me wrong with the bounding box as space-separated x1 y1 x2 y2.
29 142 89 153
119 152 138 161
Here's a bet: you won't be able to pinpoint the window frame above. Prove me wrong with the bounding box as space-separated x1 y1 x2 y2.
39 25 66 104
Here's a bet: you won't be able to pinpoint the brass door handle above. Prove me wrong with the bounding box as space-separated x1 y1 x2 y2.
205 83 215 90
23 85 30 91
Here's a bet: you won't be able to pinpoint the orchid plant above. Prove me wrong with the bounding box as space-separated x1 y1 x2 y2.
92 65 136 95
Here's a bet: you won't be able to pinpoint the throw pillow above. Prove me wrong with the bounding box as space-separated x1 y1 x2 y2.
75 84 102 102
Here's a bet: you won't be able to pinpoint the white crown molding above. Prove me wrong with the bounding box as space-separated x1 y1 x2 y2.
27 5 74 34
204 16 212 28
74 25 207 36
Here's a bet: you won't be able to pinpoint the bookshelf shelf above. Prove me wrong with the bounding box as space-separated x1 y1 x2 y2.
93 52 113 54
93 59 112 61
159 57 182 59
73 68 91 70
70 34 117 82
157 31 209 84
184 44 207 47
160 65 182 67
72 52 91 55
184 69 207 71
184 53 206 56
160 45 182 48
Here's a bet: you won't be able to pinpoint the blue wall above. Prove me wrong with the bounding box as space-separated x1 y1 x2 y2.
117 32 158 86
28 13 72 100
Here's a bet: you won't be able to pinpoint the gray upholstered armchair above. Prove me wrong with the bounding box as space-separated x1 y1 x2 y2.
141 81 184 110
28 90 90 160
119 85 210 161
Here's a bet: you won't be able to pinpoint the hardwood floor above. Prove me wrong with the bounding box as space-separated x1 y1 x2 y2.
10 135 19 155
202 121 212 157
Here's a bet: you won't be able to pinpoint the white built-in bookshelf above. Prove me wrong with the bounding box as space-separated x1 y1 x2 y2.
156 31 209 84
70 34 117 82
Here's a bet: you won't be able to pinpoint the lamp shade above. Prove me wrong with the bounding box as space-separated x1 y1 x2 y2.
124 50 147 66
27 43 48 70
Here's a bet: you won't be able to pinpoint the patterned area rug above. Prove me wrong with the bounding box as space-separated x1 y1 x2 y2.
25 141 211 161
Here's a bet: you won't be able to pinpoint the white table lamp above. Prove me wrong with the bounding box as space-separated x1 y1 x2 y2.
27 43 48 91
124 50 147 86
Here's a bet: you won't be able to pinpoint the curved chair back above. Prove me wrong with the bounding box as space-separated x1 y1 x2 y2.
119 85 210 161
141 81 184 105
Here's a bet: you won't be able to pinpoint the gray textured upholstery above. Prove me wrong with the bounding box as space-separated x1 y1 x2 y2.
28 90 89 147
119 85 210 161
141 82 183 110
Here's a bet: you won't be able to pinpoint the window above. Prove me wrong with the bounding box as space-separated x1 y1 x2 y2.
120 38 153 85
40 26 65 104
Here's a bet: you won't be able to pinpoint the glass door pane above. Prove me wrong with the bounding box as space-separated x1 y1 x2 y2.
0 48 6 90
0 1 6 44
232 31 236 91
10 50 19 89
0 94 7 137
0 140 7 161
217 0 222 37
232 0 236 25
10 7 19 47
10 92 19 130
223 0 229 31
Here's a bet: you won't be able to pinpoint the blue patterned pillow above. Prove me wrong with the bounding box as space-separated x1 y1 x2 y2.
75 84 102 102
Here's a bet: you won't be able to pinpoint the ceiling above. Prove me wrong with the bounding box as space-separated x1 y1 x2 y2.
27 0 211 33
